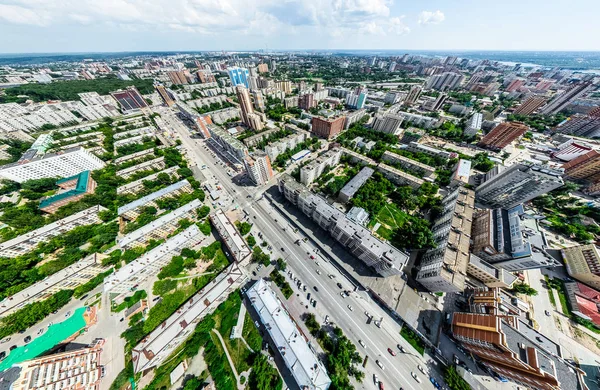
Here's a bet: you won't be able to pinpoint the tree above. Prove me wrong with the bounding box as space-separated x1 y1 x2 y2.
444 365 471 390
391 215 435 250
276 258 287 271
197 205 210 219
248 354 282 390
511 283 538 296
247 235 256 247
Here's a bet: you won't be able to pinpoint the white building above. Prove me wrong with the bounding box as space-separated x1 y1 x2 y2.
371 114 403 135
0 147 105 183
209 209 251 263
247 279 331 390
300 149 342 185
464 112 483 137
245 152 274 185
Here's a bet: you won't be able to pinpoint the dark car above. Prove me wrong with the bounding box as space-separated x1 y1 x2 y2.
312 300 317 308
0 351 6 360
24 336 31 343
10 345 17 351
336 282 343 289
313 286 319 292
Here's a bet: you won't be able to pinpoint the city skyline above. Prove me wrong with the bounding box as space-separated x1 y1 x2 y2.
1 0 599 53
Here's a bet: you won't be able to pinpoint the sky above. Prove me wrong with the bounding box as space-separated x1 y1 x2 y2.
0 0 599 53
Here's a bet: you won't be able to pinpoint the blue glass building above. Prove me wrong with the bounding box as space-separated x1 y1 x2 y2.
227 67 250 88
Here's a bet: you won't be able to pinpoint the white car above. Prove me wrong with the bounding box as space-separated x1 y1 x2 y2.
359 339 366 348
411 372 421 383
316 269 321 275
347 305 354 311
418 365 426 375
376 360 384 370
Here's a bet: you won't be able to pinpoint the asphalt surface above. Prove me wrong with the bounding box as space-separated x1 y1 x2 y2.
172 122 440 390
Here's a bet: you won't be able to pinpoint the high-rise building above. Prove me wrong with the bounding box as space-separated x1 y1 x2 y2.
425 72 464 91
257 63 269 73
371 114 403 135
311 115 346 139
155 84 175 107
562 149 600 183
464 112 483 136
505 78 525 92
252 90 265 111
197 69 216 83
416 186 475 293
477 121 529 150
404 85 422 105
110 86 149 113
246 113 264 131
167 70 189 85
314 82 324 91
554 106 600 138
227 67 250 88
276 80 292 94
562 244 600 290
236 85 254 127
540 82 593 115
429 92 447 111
451 312 586 390
476 163 564 209
298 93 316 110
270 59 277 72
513 95 547 115
346 89 368 109
245 151 274 185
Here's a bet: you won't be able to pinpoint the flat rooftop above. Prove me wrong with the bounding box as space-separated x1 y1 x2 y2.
210 209 251 262
118 179 190 216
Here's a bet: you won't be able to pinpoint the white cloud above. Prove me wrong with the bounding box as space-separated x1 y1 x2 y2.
358 21 385 35
0 4 51 26
388 16 410 35
418 10 445 25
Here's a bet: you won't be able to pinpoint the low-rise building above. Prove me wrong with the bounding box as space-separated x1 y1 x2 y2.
0 253 107 317
132 262 246 373
300 149 342 185
210 209 252 263
0 205 107 258
562 244 600 290
376 163 424 189
451 159 471 187
381 151 436 178
117 199 202 249
118 179 193 222
340 147 377 166
39 171 97 214
416 186 475 292
467 254 517 289
116 157 166 179
338 167 374 203
117 167 179 195
404 141 452 160
247 279 331 390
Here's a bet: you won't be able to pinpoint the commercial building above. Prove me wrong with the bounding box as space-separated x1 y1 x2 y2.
464 112 483 136
247 279 331 390
416 186 475 292
118 179 193 222
245 151 274 185
116 156 166 179
551 139 594 161
466 255 517 289
227 67 250 88
562 244 600 290
476 163 563 209
176 101 214 138
0 147 105 183
376 163 424 189
381 151 436 178
39 171 97 214
210 209 252 263
116 199 202 249
132 262 246 373
311 115 346 139
279 175 407 277
300 148 342 185
477 122 529 151
513 96 547 115
104 225 202 300
110 86 149 113
425 72 464 91
338 167 374 203
0 205 107 258
0 253 107 317
371 113 403 135
451 312 586 390
554 107 600 138
541 82 593 115
1 339 105 390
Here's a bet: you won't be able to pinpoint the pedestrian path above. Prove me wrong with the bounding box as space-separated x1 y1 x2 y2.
212 329 243 390
230 303 246 339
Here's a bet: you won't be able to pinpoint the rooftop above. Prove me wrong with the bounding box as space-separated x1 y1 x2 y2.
118 179 190 216
210 209 251 262
39 170 92 209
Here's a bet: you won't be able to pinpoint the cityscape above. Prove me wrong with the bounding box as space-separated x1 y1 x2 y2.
1 11 600 390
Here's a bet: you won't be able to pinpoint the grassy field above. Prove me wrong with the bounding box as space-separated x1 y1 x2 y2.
373 203 408 240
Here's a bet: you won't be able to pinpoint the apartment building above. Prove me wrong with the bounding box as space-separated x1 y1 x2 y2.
476 163 563 209
416 186 475 292
466 255 517 289
562 150 600 187
105 225 202 301
264 127 310 161
311 115 346 139
207 125 248 166
540 81 593 115
209 209 252 263
116 156 166 179
0 102 80 133
244 152 274 185
405 142 453 159
0 253 107 317
381 151 436 178
451 313 586 390
477 122 529 151
0 205 107 258
116 199 202 249
39 171 97 214
0 147 105 183
375 163 424 189
344 109 367 130
371 113 403 135
513 96 547 116
118 179 193 222
340 147 377 166
117 166 179 195
4 339 105 390
464 112 483 136
398 112 441 129
338 167 374 203
425 72 464 91
562 244 600 290
278 175 408 277
554 107 600 138
300 148 342 185
132 262 245 373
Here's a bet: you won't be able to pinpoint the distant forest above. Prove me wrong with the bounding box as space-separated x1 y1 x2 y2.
1 76 154 103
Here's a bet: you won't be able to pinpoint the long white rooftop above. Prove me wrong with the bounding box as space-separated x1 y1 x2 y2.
210 209 251 262
247 279 331 390
118 179 190 216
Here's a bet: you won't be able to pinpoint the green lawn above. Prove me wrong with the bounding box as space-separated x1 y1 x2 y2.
242 312 263 351
400 326 425 355
377 204 408 229
544 275 556 308
375 225 394 240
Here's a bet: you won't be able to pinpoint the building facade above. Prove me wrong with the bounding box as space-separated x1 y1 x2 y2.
477 122 529 151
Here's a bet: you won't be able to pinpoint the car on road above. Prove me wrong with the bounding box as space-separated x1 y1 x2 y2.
378 381 384 390
374 320 381 328
453 354 461 365
312 300 317 308
0 351 5 360
376 360 384 369
281 247 285 252
411 372 421 383
359 339 366 348
324 315 329 324
37 329 44 335
340 292 345 298
418 365 426 375
336 282 343 289
313 286 319 292
347 305 353 311
315 269 321 275
430 377 441 389
79 294 89 300
307 293 311 301
545 310 551 316
24 336 31 343
1 338 10 344
397 344 405 353
387 348 396 356
373 374 379 384
309 255 315 259
65 311 71 317
10 345 17 351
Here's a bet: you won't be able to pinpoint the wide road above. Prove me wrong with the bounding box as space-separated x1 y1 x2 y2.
171 117 439 390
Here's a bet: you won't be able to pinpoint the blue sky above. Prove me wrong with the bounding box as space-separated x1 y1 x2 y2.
0 0 598 53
